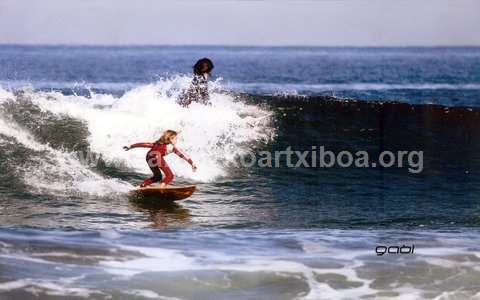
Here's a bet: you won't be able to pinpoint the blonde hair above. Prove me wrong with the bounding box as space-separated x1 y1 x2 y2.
156 130 178 144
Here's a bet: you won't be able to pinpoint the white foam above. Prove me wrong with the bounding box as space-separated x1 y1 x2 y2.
3 229 480 300
20 78 274 182
0 279 96 298
0 110 133 196
100 245 197 276
0 76 274 195
100 229 123 240
125 289 183 300
0 87 14 103
99 243 373 300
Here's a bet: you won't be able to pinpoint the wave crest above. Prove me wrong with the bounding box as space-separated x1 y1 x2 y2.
0 78 275 195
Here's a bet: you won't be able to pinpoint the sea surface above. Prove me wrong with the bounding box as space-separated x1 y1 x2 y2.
0 46 480 299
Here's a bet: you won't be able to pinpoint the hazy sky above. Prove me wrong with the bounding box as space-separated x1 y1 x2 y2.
1 0 479 46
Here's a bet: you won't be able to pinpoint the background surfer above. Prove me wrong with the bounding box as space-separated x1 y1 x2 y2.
178 58 214 107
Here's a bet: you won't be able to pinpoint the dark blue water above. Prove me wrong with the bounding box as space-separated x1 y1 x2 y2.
1 46 480 299
1 45 480 106
1 45 479 229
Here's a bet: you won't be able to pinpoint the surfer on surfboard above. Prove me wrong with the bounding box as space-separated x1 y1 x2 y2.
123 130 197 188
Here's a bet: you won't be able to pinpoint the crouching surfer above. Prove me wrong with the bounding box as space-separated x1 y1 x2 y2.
123 130 197 188
178 58 214 107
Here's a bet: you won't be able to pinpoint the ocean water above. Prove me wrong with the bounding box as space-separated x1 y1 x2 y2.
1 46 480 299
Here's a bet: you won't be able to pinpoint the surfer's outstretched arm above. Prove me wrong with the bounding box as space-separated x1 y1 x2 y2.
124 142 154 151
173 147 197 171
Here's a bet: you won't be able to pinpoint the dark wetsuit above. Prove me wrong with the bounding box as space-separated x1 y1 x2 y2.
178 74 210 107
129 142 193 187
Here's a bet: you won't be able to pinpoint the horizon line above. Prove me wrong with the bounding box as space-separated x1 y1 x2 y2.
1 43 480 48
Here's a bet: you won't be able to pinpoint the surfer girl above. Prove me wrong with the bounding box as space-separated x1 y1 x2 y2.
178 58 214 107
123 130 197 188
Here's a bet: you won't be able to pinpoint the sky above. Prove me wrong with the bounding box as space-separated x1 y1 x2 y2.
0 0 479 46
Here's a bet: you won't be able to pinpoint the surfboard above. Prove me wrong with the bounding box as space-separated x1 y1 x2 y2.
131 184 196 201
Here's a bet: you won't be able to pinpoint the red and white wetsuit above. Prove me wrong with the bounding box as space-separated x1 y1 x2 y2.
129 142 194 187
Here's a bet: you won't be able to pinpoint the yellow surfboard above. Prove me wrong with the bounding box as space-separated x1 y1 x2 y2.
131 184 196 201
